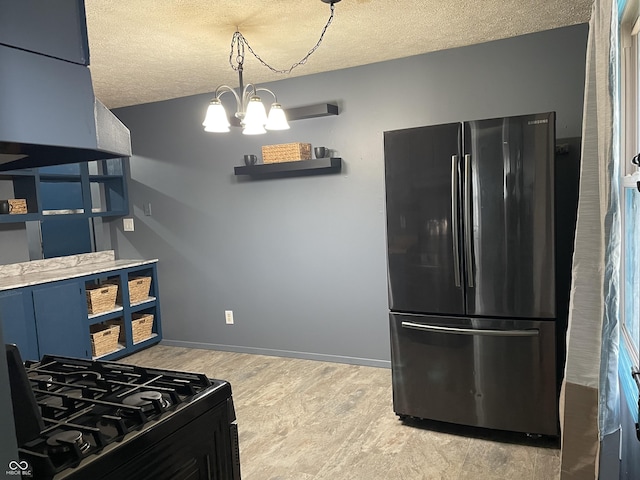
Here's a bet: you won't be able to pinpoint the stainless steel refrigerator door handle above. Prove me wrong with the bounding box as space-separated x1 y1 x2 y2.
401 321 539 337
451 155 461 287
463 154 474 288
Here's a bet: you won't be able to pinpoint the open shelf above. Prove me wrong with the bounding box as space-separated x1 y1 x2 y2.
131 296 157 308
88 305 124 323
93 343 126 360
133 332 158 346
234 157 342 178
96 333 159 360
0 213 41 222
0 158 128 223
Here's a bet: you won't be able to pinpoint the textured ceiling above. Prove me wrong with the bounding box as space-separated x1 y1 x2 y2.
85 0 593 109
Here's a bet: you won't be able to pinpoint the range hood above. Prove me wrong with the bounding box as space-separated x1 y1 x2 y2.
0 44 131 172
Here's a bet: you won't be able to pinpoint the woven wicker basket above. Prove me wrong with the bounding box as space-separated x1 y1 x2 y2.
121 276 152 305
131 313 154 343
261 143 311 163
90 323 120 357
8 199 27 214
86 283 119 314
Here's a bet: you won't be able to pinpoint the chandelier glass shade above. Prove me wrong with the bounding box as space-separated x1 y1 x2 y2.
202 99 230 133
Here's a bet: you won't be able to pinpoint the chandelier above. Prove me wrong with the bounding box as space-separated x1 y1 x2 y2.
202 0 340 135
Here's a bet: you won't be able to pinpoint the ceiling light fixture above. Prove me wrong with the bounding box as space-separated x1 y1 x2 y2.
203 0 341 135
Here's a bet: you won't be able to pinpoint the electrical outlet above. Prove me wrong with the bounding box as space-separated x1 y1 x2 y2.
123 218 135 231
225 310 234 325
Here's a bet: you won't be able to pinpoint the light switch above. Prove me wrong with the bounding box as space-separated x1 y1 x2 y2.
123 218 135 231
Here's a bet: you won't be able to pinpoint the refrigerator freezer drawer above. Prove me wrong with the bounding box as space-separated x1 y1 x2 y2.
390 313 558 435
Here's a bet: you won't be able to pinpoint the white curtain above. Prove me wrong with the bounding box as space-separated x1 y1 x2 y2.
560 0 621 478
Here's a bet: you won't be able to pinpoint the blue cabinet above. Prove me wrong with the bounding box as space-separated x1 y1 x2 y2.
0 288 37 360
32 281 89 358
0 0 89 65
0 263 161 361
0 279 87 361
0 45 96 152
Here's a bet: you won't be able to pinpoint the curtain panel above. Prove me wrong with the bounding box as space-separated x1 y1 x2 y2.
560 0 621 478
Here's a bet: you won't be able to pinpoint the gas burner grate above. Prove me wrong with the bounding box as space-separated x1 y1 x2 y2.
14 353 229 479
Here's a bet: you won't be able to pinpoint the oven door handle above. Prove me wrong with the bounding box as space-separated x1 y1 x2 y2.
401 321 539 337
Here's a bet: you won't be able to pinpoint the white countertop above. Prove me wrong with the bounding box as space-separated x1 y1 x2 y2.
0 251 158 291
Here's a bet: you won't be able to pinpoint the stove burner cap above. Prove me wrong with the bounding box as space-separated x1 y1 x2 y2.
46 430 91 455
122 391 170 412
65 370 103 387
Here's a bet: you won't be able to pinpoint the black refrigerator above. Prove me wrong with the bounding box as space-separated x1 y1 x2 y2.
384 112 564 436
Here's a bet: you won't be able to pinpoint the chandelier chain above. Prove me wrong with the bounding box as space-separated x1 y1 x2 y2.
230 31 245 68
228 2 335 75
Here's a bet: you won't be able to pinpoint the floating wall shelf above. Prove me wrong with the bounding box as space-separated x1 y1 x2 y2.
234 158 342 178
229 103 339 127
286 103 339 121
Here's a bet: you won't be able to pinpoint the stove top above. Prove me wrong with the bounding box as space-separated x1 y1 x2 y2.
6 346 238 480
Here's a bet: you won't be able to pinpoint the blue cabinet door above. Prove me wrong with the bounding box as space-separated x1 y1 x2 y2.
0 289 38 361
32 281 89 358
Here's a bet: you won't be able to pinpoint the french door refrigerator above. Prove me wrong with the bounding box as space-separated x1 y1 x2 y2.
384 112 560 436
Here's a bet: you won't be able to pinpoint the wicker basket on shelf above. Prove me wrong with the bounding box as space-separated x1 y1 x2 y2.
120 276 152 305
90 323 120 357
131 313 154 343
261 143 311 163
8 199 27 214
86 283 119 314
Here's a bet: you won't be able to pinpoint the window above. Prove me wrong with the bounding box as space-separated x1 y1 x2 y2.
620 0 640 413
623 185 640 354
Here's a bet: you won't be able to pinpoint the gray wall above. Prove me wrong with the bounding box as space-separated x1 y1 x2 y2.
0 224 29 264
112 24 588 367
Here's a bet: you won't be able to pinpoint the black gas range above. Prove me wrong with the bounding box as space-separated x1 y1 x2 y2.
5 344 241 480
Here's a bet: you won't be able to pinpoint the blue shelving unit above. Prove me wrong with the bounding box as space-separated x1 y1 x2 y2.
0 159 128 224
0 262 162 361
